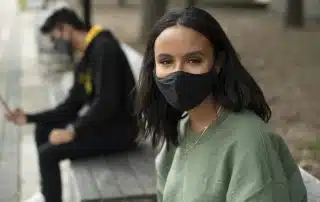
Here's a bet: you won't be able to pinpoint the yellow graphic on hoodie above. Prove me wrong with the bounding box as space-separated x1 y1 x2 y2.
79 72 92 95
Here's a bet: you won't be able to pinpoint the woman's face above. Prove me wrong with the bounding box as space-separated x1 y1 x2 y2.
154 25 214 78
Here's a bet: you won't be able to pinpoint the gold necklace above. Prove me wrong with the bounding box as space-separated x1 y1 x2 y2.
184 106 222 153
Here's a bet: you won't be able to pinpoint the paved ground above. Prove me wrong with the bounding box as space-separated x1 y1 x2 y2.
19 11 72 202
0 1 22 201
89 5 320 178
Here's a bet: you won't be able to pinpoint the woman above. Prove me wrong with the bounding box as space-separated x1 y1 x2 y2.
136 7 307 202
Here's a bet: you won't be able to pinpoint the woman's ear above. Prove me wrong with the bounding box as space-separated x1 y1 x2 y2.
214 64 221 74
213 51 226 74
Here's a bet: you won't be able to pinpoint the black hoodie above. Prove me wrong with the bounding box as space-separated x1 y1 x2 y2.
27 30 137 139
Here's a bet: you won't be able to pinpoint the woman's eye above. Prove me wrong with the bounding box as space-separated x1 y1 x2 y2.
187 58 202 64
159 59 172 65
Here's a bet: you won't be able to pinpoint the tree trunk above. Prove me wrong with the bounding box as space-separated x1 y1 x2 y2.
285 0 304 27
118 0 126 7
139 0 168 42
185 0 197 7
82 0 92 29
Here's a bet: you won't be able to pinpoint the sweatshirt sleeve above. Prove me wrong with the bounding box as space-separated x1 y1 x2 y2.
73 39 123 135
226 130 307 202
26 74 84 124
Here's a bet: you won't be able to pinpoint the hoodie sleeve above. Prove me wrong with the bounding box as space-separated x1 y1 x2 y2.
26 71 85 124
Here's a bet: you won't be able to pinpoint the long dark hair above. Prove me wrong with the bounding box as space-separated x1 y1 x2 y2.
135 7 271 148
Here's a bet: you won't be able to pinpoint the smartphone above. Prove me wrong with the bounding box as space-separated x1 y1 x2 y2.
0 94 11 113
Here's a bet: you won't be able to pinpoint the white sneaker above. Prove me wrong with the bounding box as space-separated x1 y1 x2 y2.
24 192 45 202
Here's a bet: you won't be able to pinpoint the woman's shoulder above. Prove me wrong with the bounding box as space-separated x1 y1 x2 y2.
222 110 279 151
226 110 266 128
225 111 298 173
224 110 268 133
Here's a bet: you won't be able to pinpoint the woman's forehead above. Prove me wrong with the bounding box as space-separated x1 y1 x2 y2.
154 25 212 55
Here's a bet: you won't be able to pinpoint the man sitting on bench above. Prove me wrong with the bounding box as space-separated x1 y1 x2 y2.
6 8 138 202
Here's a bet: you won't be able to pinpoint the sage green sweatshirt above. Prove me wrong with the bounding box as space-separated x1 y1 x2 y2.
156 110 307 202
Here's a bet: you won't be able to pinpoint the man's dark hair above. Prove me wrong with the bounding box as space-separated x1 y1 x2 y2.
40 7 87 34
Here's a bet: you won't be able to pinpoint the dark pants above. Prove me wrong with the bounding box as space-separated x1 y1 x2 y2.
35 121 136 202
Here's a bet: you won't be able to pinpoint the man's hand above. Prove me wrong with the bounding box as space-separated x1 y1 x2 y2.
49 129 75 145
5 108 27 125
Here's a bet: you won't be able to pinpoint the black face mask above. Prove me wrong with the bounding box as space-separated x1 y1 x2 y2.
154 70 218 112
53 38 73 60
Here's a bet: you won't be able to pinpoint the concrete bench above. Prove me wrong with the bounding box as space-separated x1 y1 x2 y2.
299 168 320 202
0 25 22 202
46 43 157 202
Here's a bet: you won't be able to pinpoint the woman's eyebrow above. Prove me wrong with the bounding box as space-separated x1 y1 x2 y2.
156 53 172 59
184 51 204 57
157 51 204 58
